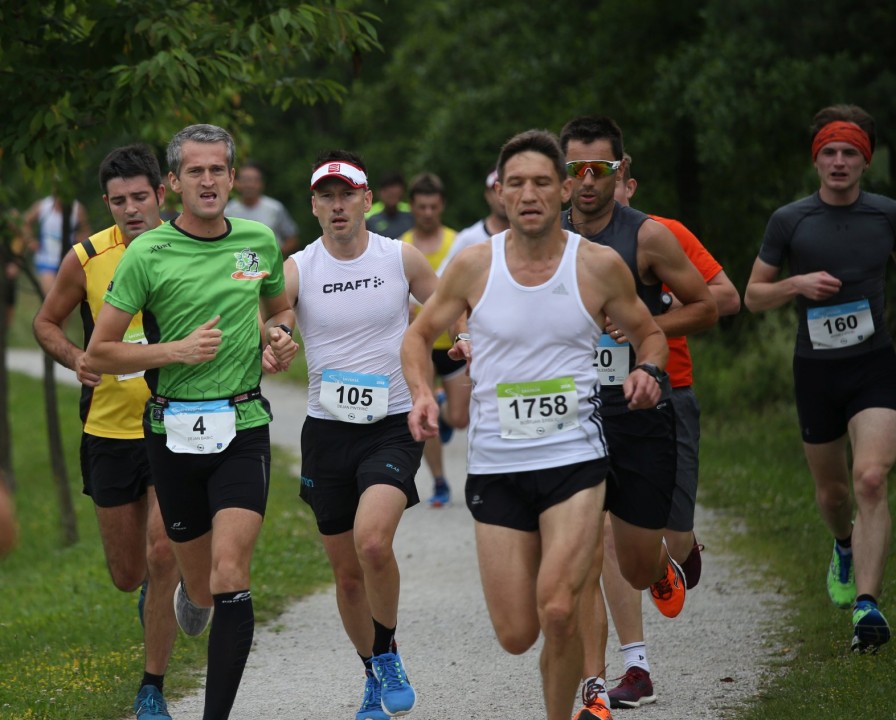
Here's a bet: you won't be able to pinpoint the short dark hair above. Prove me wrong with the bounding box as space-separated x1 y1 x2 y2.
408 172 444 200
496 129 566 182
377 171 405 190
559 115 625 160
810 104 876 152
313 149 367 174
98 143 162 195
167 124 236 176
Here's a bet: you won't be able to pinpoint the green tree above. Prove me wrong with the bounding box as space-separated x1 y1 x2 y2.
0 0 380 545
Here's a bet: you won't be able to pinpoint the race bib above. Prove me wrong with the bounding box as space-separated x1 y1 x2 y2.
593 334 631 386
319 369 389 423
496 376 579 439
807 300 875 350
163 399 236 454
116 329 149 382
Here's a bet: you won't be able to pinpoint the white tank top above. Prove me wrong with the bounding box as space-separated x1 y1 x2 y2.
292 232 413 420
467 231 607 473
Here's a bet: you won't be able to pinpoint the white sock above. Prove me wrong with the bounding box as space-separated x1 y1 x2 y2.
621 641 650 673
583 676 610 707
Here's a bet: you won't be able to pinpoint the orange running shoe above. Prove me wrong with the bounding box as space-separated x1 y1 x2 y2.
572 696 613 720
649 548 686 618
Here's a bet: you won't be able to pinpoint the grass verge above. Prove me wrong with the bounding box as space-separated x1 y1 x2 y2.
0 373 330 720
692 334 896 719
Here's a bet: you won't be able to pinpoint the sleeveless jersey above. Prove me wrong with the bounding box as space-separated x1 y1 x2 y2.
104 217 284 432
292 232 414 420
564 203 661 415
75 225 150 439
466 231 607 473
401 226 457 349
759 191 896 358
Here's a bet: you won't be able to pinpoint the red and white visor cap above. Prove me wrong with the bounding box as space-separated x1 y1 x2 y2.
310 161 368 190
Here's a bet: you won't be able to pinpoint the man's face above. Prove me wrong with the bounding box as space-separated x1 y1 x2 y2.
378 183 404 212
484 186 507 221
565 138 620 219
497 150 569 238
235 167 264 204
815 142 867 194
410 192 444 234
312 179 372 243
169 140 234 222
104 176 164 242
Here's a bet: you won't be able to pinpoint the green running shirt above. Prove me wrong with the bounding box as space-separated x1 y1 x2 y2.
104 217 284 432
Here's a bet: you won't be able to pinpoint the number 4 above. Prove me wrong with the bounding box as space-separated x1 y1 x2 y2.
193 416 206 434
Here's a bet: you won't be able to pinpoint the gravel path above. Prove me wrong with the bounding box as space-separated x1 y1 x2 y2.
7 351 779 719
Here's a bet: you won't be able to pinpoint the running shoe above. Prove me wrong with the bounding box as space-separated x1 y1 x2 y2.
607 667 657 709
436 390 454 444
173 579 213 636
851 600 891 654
356 670 389 720
370 651 416 716
137 579 148 627
572 678 613 719
827 541 856 609
680 537 704 590
648 543 686 618
428 483 451 507
134 685 171 719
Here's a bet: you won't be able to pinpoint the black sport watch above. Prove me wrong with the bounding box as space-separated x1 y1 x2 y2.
633 363 666 383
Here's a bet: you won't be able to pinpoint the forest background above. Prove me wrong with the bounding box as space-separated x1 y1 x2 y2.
2 0 894 313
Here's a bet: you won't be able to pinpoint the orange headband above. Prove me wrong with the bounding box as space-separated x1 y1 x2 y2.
812 121 872 163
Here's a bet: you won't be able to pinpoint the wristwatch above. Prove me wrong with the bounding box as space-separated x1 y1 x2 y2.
454 332 472 343
633 363 665 383
276 323 294 337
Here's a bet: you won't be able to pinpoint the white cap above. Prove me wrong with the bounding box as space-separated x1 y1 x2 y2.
310 161 368 190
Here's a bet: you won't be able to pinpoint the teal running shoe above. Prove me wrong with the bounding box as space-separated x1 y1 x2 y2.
852 601 890 653
826 542 856 609
356 670 389 720
370 651 416 716
134 685 171 719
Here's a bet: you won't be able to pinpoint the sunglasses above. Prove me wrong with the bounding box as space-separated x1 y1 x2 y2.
565 160 622 179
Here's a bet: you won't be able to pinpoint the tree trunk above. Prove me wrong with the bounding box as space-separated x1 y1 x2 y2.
43 350 78 545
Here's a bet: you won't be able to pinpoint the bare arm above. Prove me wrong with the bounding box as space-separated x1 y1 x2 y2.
402 247 483 440
85 304 222 375
32 249 101 386
707 269 741 317
583 245 668 410
402 242 438 305
743 256 842 312
638 220 718 337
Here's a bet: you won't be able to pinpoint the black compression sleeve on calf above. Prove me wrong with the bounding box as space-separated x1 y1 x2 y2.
203 590 255 720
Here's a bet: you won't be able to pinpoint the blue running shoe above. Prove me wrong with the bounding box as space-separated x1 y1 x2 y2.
428 482 450 508
356 670 389 720
370 651 416 716
436 390 454 444
852 601 890 653
827 541 856 609
134 685 171 719
138 580 148 627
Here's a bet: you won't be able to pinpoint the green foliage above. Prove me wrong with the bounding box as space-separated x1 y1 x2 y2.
0 1 380 187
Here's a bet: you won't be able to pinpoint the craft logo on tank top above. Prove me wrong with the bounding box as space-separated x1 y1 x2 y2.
322 276 385 293
231 248 270 280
